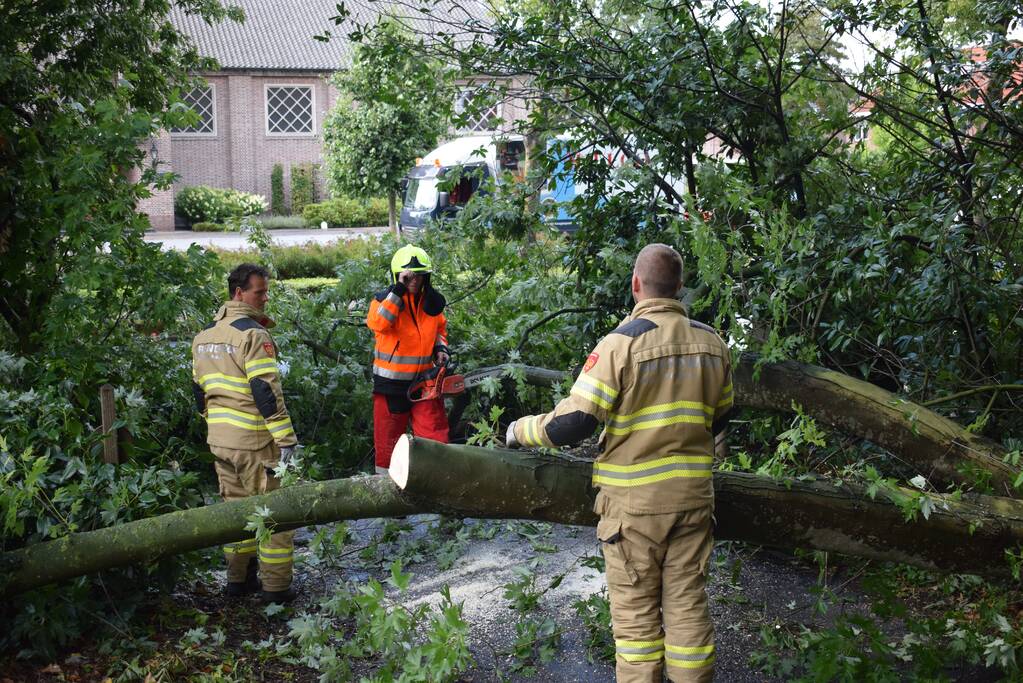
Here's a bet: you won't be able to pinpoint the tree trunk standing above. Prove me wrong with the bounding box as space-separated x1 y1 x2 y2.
5 442 1023 596
388 190 399 237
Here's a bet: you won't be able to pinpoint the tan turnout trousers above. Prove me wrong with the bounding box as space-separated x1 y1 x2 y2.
213 443 295 592
597 493 715 683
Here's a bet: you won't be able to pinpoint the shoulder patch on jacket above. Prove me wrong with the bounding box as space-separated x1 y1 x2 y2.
689 319 716 333
423 289 446 316
373 288 390 303
610 318 658 338
230 317 264 332
202 320 216 330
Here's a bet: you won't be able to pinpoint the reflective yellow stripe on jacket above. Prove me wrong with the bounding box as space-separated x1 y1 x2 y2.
592 454 713 487
199 372 251 396
245 357 278 379
607 399 715 435
207 406 294 438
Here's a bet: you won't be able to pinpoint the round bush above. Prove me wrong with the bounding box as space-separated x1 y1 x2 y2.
175 186 268 223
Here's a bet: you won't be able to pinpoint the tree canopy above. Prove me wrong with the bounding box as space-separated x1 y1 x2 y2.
322 21 453 231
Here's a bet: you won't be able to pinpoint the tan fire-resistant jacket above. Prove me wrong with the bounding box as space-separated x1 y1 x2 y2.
513 298 733 514
191 301 297 451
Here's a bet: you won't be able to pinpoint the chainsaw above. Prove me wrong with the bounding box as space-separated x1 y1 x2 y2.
407 356 466 402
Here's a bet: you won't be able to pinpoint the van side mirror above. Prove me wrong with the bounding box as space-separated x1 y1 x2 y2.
437 191 450 209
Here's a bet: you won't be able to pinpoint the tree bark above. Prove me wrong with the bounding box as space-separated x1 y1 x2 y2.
389 190 399 236
4 440 1023 596
465 355 1016 495
391 436 1023 578
0 476 418 597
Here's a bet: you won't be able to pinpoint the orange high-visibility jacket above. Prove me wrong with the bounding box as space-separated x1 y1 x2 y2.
366 281 448 394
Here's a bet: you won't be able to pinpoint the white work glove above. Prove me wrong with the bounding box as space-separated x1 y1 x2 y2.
505 421 519 448
279 444 302 467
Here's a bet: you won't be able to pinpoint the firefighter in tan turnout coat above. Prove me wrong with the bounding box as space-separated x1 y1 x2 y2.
507 244 734 682
192 264 299 603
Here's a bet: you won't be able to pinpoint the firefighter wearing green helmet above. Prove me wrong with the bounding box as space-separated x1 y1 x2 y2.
366 245 451 473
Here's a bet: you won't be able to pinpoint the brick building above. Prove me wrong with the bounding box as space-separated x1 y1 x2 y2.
142 0 524 230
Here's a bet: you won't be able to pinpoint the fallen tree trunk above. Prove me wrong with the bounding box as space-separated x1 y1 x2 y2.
390 437 1023 577
0 476 418 597
5 440 1022 595
464 358 1016 495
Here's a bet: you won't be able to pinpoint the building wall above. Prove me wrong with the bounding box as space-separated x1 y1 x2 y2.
143 69 529 230
169 71 336 217
136 130 175 231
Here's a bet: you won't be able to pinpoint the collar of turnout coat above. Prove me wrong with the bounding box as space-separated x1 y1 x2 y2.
629 297 689 320
214 301 276 329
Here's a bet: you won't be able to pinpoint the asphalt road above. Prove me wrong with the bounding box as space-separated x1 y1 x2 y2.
143 227 387 251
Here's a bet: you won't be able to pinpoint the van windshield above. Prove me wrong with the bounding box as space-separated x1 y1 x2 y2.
405 177 439 211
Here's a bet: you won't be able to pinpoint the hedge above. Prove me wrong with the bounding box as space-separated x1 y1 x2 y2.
270 164 286 215
290 164 317 216
211 240 381 280
175 186 268 223
302 197 391 228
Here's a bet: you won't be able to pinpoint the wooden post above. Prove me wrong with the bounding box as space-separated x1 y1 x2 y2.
99 384 119 464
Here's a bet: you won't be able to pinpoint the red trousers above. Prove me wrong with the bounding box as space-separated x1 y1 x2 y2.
373 393 449 469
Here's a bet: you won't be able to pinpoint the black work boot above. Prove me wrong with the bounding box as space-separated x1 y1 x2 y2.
260 587 297 604
224 558 261 597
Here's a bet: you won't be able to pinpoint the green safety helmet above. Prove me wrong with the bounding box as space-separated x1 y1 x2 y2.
390 245 433 281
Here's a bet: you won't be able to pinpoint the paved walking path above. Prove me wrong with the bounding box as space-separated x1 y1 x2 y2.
144 226 387 251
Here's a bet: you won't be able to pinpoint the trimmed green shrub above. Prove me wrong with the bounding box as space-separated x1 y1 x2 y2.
211 239 382 279
290 164 317 216
271 164 286 215
175 185 268 223
302 197 390 228
258 215 306 230
191 221 221 232
280 277 340 292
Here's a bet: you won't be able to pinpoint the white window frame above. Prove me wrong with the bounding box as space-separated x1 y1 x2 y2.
264 84 316 137
170 84 217 137
454 86 503 133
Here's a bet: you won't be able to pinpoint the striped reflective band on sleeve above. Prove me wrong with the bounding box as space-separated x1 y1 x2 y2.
592 455 713 487
717 382 734 410
607 399 714 435
570 373 618 410
616 637 665 662
245 357 278 379
372 366 420 381
384 291 403 309
435 332 447 346
378 305 398 323
223 538 258 555
373 350 433 365
199 372 251 396
518 416 544 447
665 643 715 669
258 544 293 565
267 416 294 439
208 406 267 432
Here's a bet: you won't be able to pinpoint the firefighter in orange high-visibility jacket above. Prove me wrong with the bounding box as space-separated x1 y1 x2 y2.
366 245 450 474
192 263 299 605
506 244 734 683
